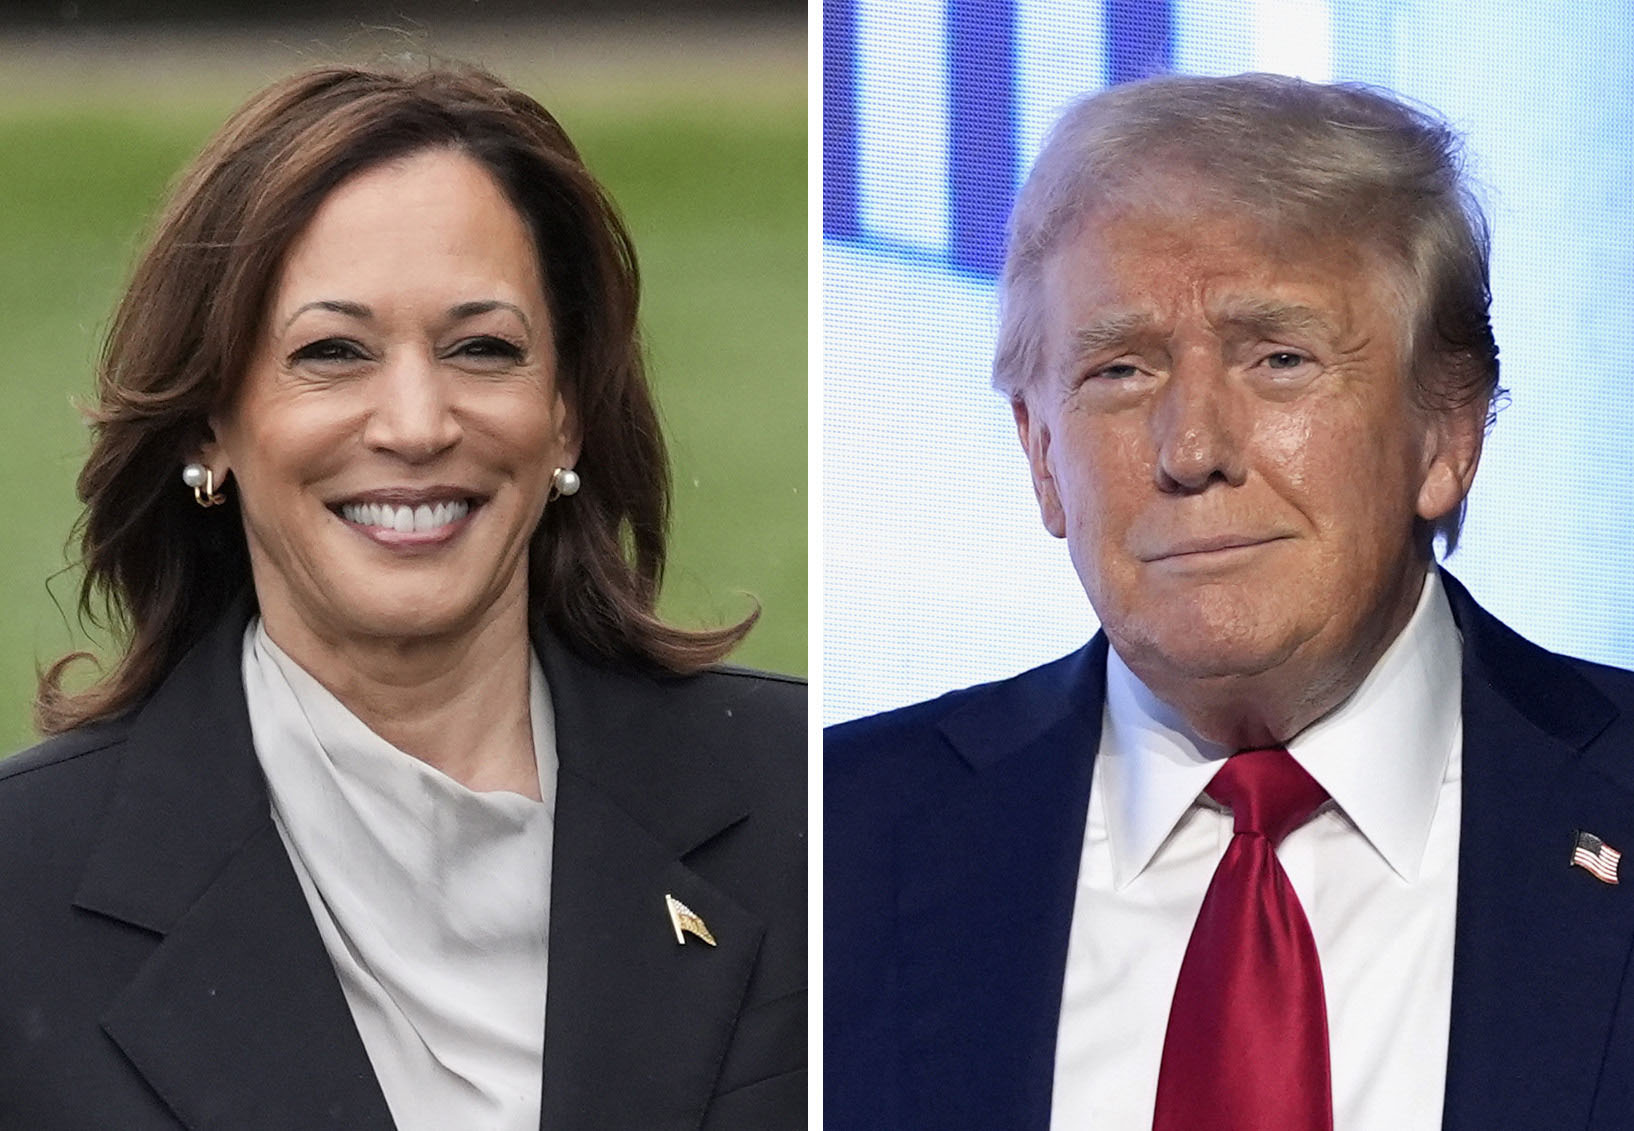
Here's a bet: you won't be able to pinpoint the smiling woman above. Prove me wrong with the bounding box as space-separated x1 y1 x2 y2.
0 66 804 1130
208 151 579 798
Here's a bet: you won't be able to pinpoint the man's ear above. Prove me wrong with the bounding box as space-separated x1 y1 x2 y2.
1012 394 1067 539
1416 394 1486 525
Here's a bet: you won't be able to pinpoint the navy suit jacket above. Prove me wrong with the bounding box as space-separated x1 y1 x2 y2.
0 603 805 1130
826 573 1634 1129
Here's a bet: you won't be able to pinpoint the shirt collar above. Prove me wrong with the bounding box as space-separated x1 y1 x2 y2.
1100 570 1462 889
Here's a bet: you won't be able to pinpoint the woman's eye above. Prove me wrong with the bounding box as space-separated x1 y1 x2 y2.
453 336 525 362
290 339 366 364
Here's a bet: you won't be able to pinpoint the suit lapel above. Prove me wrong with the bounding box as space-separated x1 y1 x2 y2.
537 637 766 1129
74 613 774 1130
73 607 393 1130
1442 575 1634 1130
896 642 1106 1130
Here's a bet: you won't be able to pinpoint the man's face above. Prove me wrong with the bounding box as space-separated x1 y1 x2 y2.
1014 201 1481 729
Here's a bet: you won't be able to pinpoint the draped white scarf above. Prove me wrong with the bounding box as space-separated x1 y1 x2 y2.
241 620 556 1131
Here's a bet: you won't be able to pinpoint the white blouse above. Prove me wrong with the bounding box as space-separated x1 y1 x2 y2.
241 620 557 1131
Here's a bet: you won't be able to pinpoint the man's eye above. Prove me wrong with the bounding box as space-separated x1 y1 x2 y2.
1264 351 1308 369
1094 363 1140 381
290 339 365 363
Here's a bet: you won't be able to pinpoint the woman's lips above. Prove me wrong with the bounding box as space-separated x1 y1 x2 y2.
334 497 478 547
340 499 470 533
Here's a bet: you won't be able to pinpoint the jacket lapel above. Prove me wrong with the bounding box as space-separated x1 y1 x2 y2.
537 637 767 1129
895 642 1106 1130
73 608 393 1130
1442 574 1634 1130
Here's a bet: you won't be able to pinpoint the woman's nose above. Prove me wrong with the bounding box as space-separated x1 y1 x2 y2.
360 354 463 462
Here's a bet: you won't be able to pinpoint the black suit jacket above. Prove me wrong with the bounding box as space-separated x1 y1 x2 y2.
826 572 1634 1129
0 606 805 1130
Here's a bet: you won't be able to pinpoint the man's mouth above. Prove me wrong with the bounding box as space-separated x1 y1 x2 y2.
1141 533 1293 563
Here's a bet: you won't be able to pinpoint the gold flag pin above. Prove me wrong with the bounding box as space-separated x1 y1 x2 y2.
665 893 717 946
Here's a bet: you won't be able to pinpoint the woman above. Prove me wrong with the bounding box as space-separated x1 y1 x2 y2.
0 66 804 1130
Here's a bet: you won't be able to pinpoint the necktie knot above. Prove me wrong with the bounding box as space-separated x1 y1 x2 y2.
1205 747 1328 846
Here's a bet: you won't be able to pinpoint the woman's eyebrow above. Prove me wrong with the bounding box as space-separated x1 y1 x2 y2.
282 299 372 332
279 299 534 334
447 300 532 332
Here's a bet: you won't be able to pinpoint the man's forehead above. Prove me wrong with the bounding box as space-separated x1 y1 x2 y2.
1041 210 1388 343
1069 297 1350 353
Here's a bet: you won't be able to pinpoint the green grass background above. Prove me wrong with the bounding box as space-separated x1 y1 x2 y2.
0 25 807 755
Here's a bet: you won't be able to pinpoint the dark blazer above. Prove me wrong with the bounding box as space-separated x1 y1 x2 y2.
0 605 805 1130
826 572 1634 1129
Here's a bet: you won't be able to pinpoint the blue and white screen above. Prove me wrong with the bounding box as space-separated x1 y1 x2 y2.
823 0 1634 724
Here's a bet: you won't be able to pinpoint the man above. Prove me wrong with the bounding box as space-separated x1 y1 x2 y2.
826 74 1634 1130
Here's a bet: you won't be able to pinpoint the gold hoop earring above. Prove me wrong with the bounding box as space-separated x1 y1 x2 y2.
182 463 225 508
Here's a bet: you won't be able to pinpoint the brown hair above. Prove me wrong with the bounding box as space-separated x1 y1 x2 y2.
36 64 753 735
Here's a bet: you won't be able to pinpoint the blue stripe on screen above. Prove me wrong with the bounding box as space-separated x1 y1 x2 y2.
1105 0 1173 85
946 0 1017 275
831 0 1178 274
823 0 862 240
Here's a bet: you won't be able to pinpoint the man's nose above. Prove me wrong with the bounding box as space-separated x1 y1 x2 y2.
1152 349 1248 493
362 354 463 462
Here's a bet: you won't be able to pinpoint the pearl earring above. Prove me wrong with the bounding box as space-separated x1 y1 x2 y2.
182 462 225 508
549 466 581 501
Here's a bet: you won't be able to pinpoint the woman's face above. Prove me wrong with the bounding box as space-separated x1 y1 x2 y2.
207 147 577 655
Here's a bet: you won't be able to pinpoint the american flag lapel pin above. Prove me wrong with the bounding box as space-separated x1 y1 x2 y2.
1571 830 1622 885
665 893 718 946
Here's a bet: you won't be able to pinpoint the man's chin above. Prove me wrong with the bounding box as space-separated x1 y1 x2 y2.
1107 618 1301 686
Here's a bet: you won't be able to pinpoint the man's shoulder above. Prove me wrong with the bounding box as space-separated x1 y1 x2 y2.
1553 651 1634 704
825 645 1094 784
1450 575 1634 729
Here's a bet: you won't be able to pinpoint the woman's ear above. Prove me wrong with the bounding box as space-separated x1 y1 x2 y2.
554 389 583 470
192 419 233 489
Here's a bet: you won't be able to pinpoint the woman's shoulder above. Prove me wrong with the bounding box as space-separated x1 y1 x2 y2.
650 663 806 776
681 663 806 722
543 634 805 765
0 718 130 813
0 720 133 914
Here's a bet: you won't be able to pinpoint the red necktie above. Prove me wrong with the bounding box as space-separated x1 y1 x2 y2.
1153 747 1334 1131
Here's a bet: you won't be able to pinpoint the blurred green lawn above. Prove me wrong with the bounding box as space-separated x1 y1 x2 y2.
0 27 806 754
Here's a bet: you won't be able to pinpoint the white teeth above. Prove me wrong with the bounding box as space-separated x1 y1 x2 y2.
340 499 471 534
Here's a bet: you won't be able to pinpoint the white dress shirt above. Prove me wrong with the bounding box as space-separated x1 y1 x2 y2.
242 621 557 1131
1051 572 1464 1130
